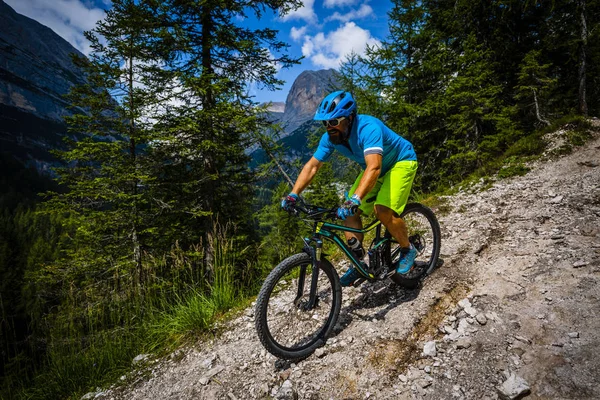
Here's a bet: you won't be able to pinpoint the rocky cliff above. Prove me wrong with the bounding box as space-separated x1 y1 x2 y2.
277 69 340 135
251 69 341 172
0 0 87 171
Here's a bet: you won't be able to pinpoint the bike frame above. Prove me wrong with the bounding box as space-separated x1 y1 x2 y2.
301 215 394 299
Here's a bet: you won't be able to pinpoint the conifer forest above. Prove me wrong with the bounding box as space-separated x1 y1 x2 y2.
1 1 599 398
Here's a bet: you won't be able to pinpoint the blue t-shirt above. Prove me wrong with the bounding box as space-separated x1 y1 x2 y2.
313 115 416 175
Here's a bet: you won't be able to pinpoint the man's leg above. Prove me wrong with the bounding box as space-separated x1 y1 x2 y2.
346 169 376 245
343 211 363 243
372 160 418 239
374 205 409 248
373 160 418 273
339 211 366 286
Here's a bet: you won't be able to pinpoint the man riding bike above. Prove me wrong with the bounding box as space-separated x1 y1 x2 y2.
281 91 418 287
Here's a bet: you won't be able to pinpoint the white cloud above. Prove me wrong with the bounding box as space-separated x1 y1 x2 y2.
324 0 360 8
280 0 317 24
4 0 105 56
301 22 380 69
326 4 373 22
290 26 308 41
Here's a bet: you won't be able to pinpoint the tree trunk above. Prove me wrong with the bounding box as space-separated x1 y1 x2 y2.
578 0 588 116
259 138 294 188
532 88 550 126
127 43 143 276
200 5 216 277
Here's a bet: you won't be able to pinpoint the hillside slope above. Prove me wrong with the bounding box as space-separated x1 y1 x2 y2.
98 122 600 400
0 0 87 172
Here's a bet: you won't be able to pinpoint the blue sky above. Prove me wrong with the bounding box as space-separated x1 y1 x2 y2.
5 0 393 104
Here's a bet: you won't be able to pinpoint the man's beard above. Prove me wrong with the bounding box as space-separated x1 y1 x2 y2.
328 129 346 145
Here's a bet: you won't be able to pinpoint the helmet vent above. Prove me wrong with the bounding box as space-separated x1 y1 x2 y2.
313 91 356 121
327 93 345 113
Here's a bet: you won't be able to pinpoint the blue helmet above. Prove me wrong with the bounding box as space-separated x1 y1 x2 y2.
314 91 356 120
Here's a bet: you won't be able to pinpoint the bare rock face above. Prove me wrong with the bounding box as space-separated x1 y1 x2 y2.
0 0 86 121
279 69 340 134
0 0 87 169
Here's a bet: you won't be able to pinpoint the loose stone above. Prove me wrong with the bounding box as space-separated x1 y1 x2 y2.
422 341 437 358
497 373 531 400
476 313 488 325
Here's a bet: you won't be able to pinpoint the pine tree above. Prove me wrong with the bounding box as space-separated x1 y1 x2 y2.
44 0 174 293
515 50 556 127
147 0 302 278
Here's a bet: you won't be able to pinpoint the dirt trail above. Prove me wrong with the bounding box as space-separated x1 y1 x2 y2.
96 123 600 400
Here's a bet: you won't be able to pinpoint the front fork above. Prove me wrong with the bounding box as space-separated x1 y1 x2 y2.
295 237 323 310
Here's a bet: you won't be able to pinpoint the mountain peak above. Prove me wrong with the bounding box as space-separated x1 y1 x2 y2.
280 69 341 134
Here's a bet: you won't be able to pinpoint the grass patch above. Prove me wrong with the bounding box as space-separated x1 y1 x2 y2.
543 116 595 157
497 156 531 179
22 329 145 400
503 132 546 159
149 292 216 344
4 225 253 400
411 194 453 216
540 115 592 136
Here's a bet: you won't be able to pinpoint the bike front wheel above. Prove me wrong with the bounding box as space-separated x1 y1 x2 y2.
386 202 441 288
255 252 341 360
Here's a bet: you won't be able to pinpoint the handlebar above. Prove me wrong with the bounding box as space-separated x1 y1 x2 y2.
286 198 358 221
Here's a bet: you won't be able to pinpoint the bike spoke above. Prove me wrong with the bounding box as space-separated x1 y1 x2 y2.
403 209 436 269
387 204 441 285
265 264 334 350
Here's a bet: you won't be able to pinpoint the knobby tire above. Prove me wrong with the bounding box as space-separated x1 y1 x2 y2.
255 253 342 360
387 202 442 288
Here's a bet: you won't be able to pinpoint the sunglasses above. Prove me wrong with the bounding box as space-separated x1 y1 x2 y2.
322 117 346 128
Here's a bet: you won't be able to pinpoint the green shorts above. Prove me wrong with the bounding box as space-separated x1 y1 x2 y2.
349 160 418 216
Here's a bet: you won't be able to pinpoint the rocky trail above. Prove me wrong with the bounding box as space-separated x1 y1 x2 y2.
96 123 600 400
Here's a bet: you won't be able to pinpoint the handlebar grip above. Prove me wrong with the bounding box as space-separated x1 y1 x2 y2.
333 205 360 219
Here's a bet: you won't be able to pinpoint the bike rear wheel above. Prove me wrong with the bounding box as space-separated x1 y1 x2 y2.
255 252 342 360
386 202 441 288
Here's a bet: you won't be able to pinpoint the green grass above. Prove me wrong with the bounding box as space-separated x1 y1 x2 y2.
149 292 216 344
503 132 546 158
542 115 594 157
22 329 143 400
497 156 531 179
2 226 255 400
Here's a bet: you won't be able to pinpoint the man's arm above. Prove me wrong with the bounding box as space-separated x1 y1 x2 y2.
291 157 323 195
353 154 382 199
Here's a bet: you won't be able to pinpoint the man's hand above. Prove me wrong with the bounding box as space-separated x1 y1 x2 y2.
337 193 361 220
281 193 299 211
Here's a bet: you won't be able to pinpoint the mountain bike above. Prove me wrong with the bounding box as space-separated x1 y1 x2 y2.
254 198 441 360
